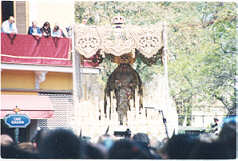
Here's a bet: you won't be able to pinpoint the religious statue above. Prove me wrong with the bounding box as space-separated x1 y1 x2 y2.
104 53 143 125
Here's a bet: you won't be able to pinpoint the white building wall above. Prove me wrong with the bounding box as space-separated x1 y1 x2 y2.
28 0 74 34
192 106 227 128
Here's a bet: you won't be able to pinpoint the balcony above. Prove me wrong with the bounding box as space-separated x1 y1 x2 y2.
1 33 72 66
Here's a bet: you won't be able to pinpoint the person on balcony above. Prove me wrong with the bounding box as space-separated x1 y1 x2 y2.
52 24 66 38
1 16 18 34
28 21 42 37
40 21 51 37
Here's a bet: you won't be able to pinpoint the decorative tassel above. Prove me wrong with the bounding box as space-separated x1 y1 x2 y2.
104 89 107 118
109 91 112 120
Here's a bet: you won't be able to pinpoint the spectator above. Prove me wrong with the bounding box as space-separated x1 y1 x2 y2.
66 26 72 37
1 135 38 159
210 117 220 135
1 134 14 146
156 139 169 159
108 139 153 159
1 144 36 159
37 128 81 159
80 141 106 159
52 23 65 38
28 21 42 36
1 16 18 33
189 141 231 159
97 135 114 151
217 116 237 159
40 21 51 37
31 127 49 152
133 132 150 146
132 132 161 158
163 134 199 159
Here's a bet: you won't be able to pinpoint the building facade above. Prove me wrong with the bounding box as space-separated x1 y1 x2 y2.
1 1 79 142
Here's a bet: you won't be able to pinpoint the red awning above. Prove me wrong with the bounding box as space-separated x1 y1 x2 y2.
1 95 54 119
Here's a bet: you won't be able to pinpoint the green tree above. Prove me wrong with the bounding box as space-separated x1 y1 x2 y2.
197 2 237 114
168 2 236 125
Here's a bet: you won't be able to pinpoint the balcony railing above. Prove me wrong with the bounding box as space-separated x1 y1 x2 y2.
1 33 72 66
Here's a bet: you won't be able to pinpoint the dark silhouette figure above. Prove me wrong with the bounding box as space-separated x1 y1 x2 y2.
80 141 106 159
163 134 199 159
108 139 153 159
189 141 231 159
38 128 81 159
217 116 237 159
1 144 38 159
133 132 161 159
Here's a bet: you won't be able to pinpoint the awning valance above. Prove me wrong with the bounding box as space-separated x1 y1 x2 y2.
75 23 164 58
1 95 54 119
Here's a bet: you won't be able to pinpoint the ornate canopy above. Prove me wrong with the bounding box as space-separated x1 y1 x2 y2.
75 23 164 59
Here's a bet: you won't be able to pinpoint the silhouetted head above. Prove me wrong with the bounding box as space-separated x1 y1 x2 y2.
133 132 150 146
31 127 49 150
43 22 50 28
218 116 237 158
108 139 153 159
80 141 106 159
189 141 232 159
219 116 237 142
38 128 81 159
164 134 199 159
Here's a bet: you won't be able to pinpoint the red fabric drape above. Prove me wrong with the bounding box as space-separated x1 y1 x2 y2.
1 33 72 66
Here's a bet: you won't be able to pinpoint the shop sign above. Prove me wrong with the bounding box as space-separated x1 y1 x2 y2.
4 114 31 128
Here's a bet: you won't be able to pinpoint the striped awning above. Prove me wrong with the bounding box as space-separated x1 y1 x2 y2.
1 95 54 119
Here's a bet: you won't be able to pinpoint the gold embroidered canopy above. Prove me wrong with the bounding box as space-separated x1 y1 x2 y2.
75 23 164 59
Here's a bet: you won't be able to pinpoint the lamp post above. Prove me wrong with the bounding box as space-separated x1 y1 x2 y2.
144 106 169 139
13 106 20 144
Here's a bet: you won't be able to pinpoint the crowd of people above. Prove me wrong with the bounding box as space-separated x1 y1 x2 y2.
0 115 236 159
1 16 66 38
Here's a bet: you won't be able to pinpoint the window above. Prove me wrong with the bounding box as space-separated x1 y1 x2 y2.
1 1 14 23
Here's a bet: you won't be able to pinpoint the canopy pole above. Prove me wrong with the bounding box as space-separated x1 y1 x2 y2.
163 22 169 97
162 21 171 137
235 7 238 117
72 25 82 133
72 26 81 103
163 22 179 137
